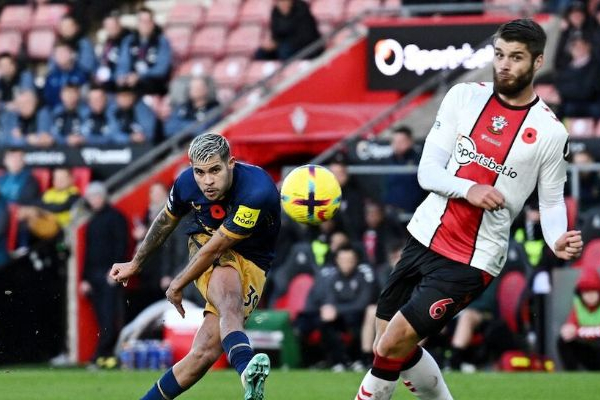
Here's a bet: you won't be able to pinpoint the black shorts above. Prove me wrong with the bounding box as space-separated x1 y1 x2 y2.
376 235 493 338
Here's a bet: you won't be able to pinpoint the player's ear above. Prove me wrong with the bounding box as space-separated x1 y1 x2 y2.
228 156 236 169
533 54 543 72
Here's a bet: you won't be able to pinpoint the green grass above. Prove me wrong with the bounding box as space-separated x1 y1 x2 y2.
0 368 599 399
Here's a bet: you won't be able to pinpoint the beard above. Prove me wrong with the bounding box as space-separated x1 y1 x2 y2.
493 62 534 98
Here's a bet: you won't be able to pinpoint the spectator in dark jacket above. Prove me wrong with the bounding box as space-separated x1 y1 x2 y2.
116 7 172 95
107 84 157 144
255 0 323 61
50 83 90 146
95 12 130 91
299 245 376 371
0 52 35 112
79 181 127 368
0 90 52 148
56 14 97 75
43 42 89 109
0 193 9 268
164 76 221 137
328 156 365 241
382 126 425 216
554 1 595 70
81 85 112 144
555 34 600 119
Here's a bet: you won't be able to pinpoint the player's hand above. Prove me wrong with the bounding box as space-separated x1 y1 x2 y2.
466 184 505 211
554 230 583 260
109 261 141 287
320 304 337 322
166 283 185 318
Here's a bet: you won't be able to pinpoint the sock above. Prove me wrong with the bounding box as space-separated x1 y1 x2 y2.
141 368 185 400
354 347 419 400
448 347 466 370
400 347 453 400
222 331 254 375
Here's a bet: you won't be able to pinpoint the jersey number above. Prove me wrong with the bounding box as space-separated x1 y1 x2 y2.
244 285 259 309
429 298 454 320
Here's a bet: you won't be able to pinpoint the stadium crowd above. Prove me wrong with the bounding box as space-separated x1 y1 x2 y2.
1 0 600 375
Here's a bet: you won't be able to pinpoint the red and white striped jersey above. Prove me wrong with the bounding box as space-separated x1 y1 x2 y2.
408 82 569 276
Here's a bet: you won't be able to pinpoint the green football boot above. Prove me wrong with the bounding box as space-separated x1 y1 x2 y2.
241 353 271 400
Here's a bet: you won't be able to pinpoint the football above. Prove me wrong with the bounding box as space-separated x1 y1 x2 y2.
280 164 342 225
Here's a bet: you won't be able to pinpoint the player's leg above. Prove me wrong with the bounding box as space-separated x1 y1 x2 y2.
448 308 484 370
208 264 270 400
141 312 223 399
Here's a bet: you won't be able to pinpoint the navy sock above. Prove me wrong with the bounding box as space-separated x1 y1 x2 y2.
222 331 254 375
141 368 184 400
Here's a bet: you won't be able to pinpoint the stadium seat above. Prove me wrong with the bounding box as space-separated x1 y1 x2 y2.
311 0 346 25
32 167 52 193
572 238 600 269
0 5 33 33
164 25 193 61
175 57 215 78
204 1 240 28
31 4 70 30
496 271 528 333
244 60 281 86
166 2 204 28
225 24 263 56
6 203 19 251
0 31 23 56
217 87 236 104
239 0 273 26
382 0 400 8
27 28 56 60
71 167 91 194
344 0 381 20
274 273 314 321
189 25 228 59
563 118 595 138
212 56 251 90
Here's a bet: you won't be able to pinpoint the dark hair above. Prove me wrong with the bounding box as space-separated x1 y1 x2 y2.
0 52 14 61
493 19 546 59
335 243 359 257
137 6 154 17
392 125 413 138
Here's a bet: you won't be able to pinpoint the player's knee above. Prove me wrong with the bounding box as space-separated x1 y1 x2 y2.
376 326 419 357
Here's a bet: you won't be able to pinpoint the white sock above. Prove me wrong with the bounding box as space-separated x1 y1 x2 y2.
354 369 398 400
400 348 453 400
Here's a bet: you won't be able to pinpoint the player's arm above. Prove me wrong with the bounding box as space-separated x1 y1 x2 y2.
166 226 244 317
538 137 583 260
110 207 181 285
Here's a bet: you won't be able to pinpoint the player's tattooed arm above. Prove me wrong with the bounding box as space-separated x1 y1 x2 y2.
132 208 180 267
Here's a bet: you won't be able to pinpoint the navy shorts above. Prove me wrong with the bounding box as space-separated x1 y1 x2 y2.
376 235 493 338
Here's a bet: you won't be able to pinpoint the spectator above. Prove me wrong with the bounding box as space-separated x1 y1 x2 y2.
79 182 127 369
50 84 90 147
95 12 130 91
81 85 112 144
592 4 600 62
125 182 173 321
328 156 365 241
298 245 376 371
0 91 52 148
557 267 600 371
362 201 399 267
16 167 80 241
43 42 89 109
554 1 595 70
555 34 600 120
107 84 157 144
56 14 97 75
0 148 40 205
0 52 35 112
116 7 172 96
0 192 9 268
382 125 425 217
255 0 323 61
164 76 221 137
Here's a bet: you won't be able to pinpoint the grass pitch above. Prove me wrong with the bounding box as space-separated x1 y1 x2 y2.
0 368 598 399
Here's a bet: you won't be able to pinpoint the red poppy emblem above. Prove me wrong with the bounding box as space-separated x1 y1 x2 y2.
522 128 537 144
210 205 226 219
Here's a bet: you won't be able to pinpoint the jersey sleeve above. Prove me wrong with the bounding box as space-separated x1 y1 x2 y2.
538 133 568 206
424 83 468 153
221 193 265 239
165 178 191 219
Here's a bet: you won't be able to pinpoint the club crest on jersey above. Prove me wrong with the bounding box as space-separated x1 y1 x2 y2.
487 115 508 135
